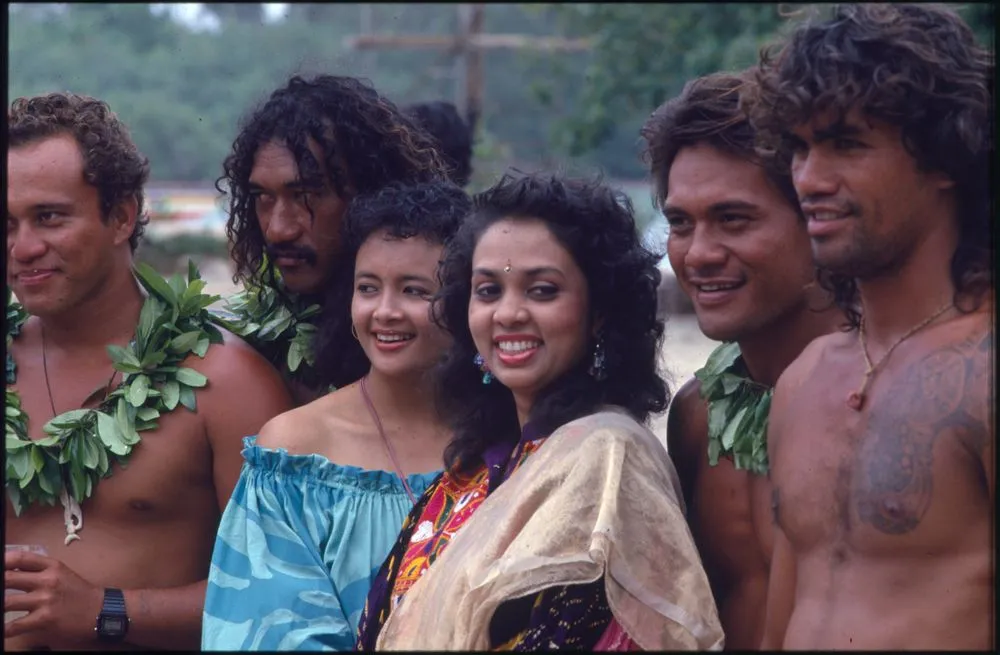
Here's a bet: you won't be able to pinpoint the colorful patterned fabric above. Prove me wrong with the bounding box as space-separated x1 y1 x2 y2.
358 409 723 651
356 424 628 650
202 436 439 651
389 435 545 607
356 426 546 650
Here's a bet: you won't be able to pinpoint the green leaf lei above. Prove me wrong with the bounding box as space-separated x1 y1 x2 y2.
5 261 223 542
693 342 773 476
210 280 322 389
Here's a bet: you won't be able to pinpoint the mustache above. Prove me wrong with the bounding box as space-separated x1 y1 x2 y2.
266 244 318 266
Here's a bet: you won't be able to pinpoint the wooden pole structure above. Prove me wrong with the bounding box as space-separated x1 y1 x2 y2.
344 3 591 135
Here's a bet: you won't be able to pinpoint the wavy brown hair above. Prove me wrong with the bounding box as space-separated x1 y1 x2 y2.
8 92 151 252
640 70 800 216
746 3 994 327
220 75 450 292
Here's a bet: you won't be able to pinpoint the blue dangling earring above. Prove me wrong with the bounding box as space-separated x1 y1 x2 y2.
473 353 493 385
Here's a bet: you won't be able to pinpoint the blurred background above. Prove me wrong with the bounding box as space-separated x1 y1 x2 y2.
9 3 992 430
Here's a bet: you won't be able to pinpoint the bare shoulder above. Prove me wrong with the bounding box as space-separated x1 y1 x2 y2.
256 383 360 455
189 327 286 387
778 329 848 391
667 378 708 454
184 326 294 445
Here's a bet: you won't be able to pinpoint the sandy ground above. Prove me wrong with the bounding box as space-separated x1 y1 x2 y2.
195 257 717 443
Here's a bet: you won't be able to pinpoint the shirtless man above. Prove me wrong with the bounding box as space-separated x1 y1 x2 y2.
216 75 449 403
5 92 292 650
640 71 843 649
746 4 994 649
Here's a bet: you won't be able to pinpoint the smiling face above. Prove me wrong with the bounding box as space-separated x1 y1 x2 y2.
788 106 955 280
351 230 451 378
468 218 591 414
664 143 815 342
7 134 134 317
250 139 349 295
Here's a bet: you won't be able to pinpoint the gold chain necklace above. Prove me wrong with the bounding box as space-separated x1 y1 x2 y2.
846 301 953 411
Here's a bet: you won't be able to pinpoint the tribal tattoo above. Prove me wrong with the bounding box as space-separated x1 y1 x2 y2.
854 329 992 535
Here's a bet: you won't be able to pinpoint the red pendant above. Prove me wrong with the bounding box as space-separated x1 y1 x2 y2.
846 391 864 411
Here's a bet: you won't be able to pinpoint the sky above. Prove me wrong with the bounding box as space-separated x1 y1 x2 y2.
156 3 288 31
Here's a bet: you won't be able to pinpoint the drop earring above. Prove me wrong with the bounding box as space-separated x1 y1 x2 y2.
473 353 493 384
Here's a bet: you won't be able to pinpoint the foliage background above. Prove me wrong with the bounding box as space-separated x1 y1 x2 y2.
8 3 993 217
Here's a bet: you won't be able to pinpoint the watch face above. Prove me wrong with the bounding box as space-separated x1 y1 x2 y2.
100 616 127 634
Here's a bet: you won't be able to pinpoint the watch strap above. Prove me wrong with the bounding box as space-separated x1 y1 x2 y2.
102 588 127 616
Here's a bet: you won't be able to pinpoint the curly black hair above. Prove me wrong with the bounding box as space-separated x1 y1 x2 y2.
641 70 800 217
8 92 151 252
403 100 474 187
433 172 669 474
312 180 472 389
219 75 451 292
747 3 994 327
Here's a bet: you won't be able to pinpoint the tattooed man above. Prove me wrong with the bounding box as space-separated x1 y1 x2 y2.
746 4 994 649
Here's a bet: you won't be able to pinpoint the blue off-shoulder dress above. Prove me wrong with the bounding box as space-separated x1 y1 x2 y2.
202 436 440 651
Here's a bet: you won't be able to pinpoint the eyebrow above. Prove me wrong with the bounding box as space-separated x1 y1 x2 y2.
663 200 761 216
25 202 75 214
355 272 435 284
247 179 314 193
472 266 564 278
812 121 865 143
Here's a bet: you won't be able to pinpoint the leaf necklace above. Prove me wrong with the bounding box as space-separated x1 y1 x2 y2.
6 262 222 545
694 342 773 476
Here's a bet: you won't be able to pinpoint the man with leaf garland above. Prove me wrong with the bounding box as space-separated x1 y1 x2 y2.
213 75 450 404
5 92 292 651
640 71 844 649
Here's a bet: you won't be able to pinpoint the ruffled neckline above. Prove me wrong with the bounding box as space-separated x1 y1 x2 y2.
241 435 441 495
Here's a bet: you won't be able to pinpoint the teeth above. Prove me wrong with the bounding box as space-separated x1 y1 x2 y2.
376 334 413 343
497 340 540 353
811 212 844 222
698 284 739 292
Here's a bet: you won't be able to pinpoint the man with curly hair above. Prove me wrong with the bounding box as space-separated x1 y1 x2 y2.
640 70 844 649
746 4 994 649
4 92 292 650
215 75 451 404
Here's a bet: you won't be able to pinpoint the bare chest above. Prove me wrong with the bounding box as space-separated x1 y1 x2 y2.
7 370 217 538
772 343 989 556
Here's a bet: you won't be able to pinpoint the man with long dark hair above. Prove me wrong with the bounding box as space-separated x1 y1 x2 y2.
640 70 844 649
746 4 993 649
213 75 450 403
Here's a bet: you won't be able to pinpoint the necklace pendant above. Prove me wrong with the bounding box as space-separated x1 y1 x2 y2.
846 390 864 411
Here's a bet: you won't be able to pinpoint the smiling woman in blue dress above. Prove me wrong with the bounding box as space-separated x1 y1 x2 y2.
201 181 470 650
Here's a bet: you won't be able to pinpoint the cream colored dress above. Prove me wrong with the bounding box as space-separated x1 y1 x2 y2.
374 407 724 651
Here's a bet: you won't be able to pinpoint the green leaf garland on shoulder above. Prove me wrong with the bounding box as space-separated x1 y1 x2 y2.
693 342 773 476
210 272 323 390
5 263 223 544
